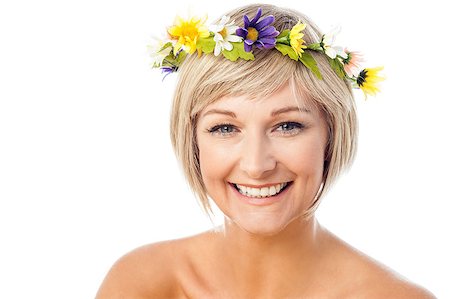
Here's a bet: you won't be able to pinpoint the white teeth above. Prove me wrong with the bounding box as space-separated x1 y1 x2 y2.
269 186 276 196
260 187 269 197
242 186 248 193
235 182 289 198
275 184 281 193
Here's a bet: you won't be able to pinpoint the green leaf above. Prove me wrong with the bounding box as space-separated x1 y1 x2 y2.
197 36 215 55
276 30 290 45
278 29 290 39
160 42 173 52
299 52 322 79
222 47 239 61
161 50 187 70
236 42 255 60
176 51 187 64
328 57 345 79
275 44 299 61
222 42 254 62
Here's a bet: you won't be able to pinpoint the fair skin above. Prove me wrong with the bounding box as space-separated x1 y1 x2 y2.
96 83 436 299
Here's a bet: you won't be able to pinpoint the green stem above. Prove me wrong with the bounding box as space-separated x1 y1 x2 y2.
276 36 290 45
307 42 322 51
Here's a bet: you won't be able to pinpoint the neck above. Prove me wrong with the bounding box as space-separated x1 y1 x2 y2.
212 215 327 296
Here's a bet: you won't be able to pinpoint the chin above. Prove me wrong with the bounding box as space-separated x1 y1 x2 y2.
230 215 294 237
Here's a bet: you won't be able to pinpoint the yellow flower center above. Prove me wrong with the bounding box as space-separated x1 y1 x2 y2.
167 16 209 54
181 22 199 40
247 27 259 41
219 27 228 37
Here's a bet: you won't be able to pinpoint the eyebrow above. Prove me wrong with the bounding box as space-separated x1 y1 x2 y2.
202 106 311 118
271 106 311 117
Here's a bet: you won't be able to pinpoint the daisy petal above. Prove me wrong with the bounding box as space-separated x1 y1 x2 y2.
219 15 229 24
251 8 262 24
258 26 277 37
223 41 233 51
236 28 247 37
227 25 240 34
244 42 252 52
243 15 250 27
244 39 255 45
255 15 275 30
325 47 337 59
209 24 224 32
214 44 221 56
334 46 347 59
227 35 243 42
257 37 276 48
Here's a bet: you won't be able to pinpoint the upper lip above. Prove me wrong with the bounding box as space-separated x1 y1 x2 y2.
230 182 291 188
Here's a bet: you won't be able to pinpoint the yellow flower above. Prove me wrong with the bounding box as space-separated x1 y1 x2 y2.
357 66 385 98
289 22 307 57
167 15 210 55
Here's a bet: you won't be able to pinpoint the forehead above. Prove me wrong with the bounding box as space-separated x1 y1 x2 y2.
198 82 321 119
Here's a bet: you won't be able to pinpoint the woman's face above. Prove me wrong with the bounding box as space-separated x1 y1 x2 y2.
196 83 329 235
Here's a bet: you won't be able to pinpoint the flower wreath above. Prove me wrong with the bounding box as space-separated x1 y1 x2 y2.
149 7 384 98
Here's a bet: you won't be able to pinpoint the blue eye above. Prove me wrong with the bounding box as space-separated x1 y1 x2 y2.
276 122 305 135
207 124 237 136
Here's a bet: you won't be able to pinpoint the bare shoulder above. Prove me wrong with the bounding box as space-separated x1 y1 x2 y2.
95 239 189 299
349 256 436 298
353 262 437 299
323 230 436 299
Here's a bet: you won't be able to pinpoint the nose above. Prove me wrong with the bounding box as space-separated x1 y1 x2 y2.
239 131 277 179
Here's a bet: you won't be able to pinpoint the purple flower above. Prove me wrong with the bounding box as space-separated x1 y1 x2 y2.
236 8 279 52
161 66 176 81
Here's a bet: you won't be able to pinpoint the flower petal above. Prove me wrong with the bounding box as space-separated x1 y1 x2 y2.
255 40 276 49
258 37 276 46
243 15 250 28
236 27 247 38
214 44 222 56
325 47 337 59
334 46 348 59
227 35 243 42
227 25 240 35
219 15 230 25
255 15 275 30
244 42 252 52
223 41 233 51
250 8 262 24
244 39 255 45
213 33 225 42
209 24 224 32
258 26 277 37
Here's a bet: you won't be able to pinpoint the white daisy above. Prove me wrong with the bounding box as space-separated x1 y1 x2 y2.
321 26 348 59
209 15 243 56
147 36 173 67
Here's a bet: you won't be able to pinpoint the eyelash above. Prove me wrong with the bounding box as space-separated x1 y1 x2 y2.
206 121 306 137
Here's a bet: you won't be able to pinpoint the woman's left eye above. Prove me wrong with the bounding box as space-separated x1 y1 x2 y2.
275 122 305 135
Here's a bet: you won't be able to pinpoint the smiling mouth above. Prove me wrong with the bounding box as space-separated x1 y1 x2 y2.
230 182 293 198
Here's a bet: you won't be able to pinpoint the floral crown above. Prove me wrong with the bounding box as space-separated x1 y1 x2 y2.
149 7 384 98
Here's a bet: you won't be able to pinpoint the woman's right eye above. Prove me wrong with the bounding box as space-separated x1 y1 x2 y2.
207 124 237 136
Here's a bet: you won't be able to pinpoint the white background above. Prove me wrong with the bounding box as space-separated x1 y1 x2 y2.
1 0 449 298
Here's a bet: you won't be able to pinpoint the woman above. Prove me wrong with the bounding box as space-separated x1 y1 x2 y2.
96 4 435 298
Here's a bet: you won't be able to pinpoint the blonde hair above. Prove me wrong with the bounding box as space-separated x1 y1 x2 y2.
170 3 358 220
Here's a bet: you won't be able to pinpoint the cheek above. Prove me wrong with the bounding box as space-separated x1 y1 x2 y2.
278 136 326 180
197 138 234 191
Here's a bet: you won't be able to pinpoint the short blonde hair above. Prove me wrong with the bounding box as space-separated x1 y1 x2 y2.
170 3 358 220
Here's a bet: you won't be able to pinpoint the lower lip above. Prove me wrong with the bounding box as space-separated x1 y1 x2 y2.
229 183 291 206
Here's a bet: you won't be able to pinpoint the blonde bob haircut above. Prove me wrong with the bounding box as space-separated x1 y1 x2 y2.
170 3 358 220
